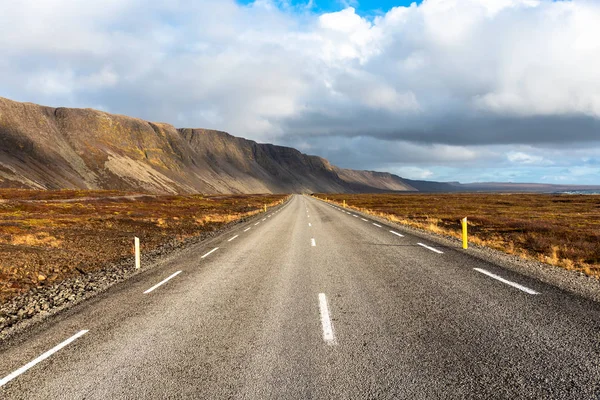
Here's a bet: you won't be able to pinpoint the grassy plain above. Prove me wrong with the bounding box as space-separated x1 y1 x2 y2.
0 190 287 302
315 193 600 277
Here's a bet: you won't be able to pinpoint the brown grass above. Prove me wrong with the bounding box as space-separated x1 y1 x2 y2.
315 193 600 277
0 190 288 303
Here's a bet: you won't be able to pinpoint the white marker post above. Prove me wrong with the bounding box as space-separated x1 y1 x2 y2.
134 237 141 269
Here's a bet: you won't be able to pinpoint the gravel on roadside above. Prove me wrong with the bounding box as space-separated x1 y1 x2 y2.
319 198 600 304
0 201 286 342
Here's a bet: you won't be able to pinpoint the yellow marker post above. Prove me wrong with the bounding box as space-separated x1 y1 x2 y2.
461 217 468 249
264 204 267 212
343 200 346 208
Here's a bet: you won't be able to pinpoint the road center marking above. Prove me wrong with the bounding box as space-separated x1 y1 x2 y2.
372 223 382 228
417 243 444 254
390 230 404 237
318 293 337 345
228 235 239 242
0 330 89 388
311 238 316 247
474 268 540 295
201 247 219 258
144 271 182 294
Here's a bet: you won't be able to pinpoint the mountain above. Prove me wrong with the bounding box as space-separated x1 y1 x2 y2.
2 97 599 194
0 97 416 194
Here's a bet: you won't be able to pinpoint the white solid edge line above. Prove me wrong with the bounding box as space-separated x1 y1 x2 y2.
390 230 404 237
417 243 444 254
0 330 89 388
311 238 316 247
474 268 540 295
318 293 337 345
361 218 368 222
201 247 219 259
144 271 182 294
228 235 239 242
372 223 382 228
244 227 251 232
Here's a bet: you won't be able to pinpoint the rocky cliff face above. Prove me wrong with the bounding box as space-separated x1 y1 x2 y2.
0 97 414 194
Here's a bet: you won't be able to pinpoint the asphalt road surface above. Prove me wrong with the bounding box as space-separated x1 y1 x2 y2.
1 194 600 399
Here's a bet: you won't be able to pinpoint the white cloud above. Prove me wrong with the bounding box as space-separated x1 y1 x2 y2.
507 152 545 164
390 166 435 180
1 0 600 182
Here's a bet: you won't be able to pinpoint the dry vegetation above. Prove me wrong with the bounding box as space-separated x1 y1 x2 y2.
0 190 287 303
315 193 600 277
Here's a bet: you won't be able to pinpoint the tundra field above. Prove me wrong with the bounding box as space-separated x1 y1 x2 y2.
315 193 600 277
0 190 287 303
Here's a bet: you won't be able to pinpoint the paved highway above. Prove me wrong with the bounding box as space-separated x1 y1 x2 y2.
1 194 600 399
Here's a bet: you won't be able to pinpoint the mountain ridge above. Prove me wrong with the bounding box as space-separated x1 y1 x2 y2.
0 97 416 194
2 97 599 194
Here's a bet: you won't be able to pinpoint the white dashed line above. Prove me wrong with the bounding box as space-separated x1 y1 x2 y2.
244 227 251 232
361 218 368 222
0 330 89 388
353 215 358 218
318 293 337 345
201 247 219 258
228 235 239 242
311 238 316 247
308 223 312 227
262 218 267 221
372 223 382 228
474 268 540 295
390 230 404 237
417 243 444 254
144 271 182 294
255 222 260 226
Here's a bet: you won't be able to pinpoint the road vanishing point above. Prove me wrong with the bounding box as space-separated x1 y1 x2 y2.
1 195 600 399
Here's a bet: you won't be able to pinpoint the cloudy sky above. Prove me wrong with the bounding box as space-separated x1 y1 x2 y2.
1 0 600 184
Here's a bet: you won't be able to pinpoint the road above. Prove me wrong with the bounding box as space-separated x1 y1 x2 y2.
1 194 600 399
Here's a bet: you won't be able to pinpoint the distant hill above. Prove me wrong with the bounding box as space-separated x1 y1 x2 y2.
0 97 414 194
1 97 598 194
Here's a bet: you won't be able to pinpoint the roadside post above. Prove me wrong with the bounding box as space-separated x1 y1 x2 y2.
461 217 468 249
134 237 141 269
343 200 346 208
264 204 267 212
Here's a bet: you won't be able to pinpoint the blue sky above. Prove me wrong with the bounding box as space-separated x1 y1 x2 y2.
237 0 420 14
1 0 599 185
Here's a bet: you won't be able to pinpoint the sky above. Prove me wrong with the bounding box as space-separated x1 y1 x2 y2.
1 0 600 184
